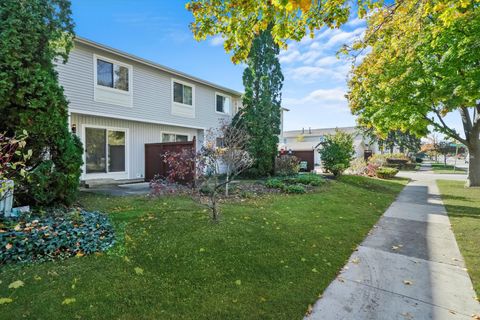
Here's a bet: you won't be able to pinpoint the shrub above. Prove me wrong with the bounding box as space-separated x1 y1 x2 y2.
274 155 299 176
292 174 324 186
415 157 423 163
0 210 115 265
149 175 191 196
318 130 354 176
348 158 367 175
265 178 285 189
283 184 306 194
366 162 380 177
376 167 399 179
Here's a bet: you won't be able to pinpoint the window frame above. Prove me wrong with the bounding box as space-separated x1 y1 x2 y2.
161 131 191 143
215 92 232 115
93 54 133 95
171 78 195 108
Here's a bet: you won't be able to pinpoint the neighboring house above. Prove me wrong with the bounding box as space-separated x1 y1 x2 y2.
279 126 378 170
55 37 242 184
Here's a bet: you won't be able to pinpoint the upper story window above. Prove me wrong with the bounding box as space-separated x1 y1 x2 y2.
173 81 193 106
216 93 231 114
96 59 129 91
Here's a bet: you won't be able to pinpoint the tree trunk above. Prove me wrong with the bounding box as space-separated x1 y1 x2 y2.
467 143 480 187
225 173 229 197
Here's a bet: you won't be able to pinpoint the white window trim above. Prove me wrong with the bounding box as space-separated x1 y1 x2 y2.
215 92 232 115
161 131 191 143
93 54 133 96
171 78 195 109
81 124 129 180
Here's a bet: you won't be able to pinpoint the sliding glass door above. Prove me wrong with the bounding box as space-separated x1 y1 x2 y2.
85 127 126 175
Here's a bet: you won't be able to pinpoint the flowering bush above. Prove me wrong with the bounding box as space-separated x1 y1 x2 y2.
0 210 115 265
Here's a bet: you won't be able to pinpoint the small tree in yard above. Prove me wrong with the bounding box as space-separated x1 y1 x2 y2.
154 122 253 222
319 130 355 177
197 121 253 221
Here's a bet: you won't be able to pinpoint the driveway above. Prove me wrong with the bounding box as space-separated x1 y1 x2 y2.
306 170 479 319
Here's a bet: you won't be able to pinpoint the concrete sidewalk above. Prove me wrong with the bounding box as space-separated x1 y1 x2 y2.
306 175 480 319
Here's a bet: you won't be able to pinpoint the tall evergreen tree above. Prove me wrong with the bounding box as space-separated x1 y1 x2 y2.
238 27 283 176
0 0 83 206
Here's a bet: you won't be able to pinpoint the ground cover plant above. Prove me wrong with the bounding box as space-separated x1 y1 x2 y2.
437 180 480 296
0 176 407 319
0 210 115 265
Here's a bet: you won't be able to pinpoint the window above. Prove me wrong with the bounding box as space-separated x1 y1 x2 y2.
216 93 231 114
173 82 193 106
85 128 126 174
162 133 189 142
216 137 225 148
96 59 129 91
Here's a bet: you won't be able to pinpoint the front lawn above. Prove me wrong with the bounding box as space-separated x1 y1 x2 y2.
0 176 407 319
431 163 467 174
437 180 480 297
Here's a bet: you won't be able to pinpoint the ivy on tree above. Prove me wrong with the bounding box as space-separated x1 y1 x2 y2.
0 0 83 206
236 27 283 177
347 0 480 186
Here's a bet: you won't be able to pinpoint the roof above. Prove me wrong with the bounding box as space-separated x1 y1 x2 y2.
283 126 357 138
74 36 243 97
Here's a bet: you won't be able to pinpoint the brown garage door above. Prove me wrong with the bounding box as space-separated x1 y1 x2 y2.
291 150 315 172
145 139 195 182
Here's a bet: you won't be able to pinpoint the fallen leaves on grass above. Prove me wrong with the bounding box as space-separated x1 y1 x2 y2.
0 298 13 304
62 298 76 305
134 267 144 275
8 280 24 289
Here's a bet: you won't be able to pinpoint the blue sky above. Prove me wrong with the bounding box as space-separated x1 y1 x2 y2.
71 0 463 135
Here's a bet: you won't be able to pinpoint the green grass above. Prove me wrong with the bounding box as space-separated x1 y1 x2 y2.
437 180 480 297
431 163 467 174
0 176 407 320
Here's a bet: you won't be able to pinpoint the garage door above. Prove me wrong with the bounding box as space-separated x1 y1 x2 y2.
291 150 315 172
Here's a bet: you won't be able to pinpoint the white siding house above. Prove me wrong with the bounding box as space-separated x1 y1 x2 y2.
56 37 242 183
279 127 379 169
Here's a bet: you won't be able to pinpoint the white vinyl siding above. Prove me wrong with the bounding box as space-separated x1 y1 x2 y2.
72 113 199 180
56 43 238 130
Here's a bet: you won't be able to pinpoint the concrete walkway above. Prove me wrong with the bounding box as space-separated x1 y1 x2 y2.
306 174 480 319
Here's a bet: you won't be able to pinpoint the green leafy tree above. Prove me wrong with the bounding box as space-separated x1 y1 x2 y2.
236 28 283 177
348 0 480 186
0 0 83 206
319 129 355 177
186 0 380 63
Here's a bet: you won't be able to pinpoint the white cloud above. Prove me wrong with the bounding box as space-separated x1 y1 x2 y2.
346 17 366 28
324 27 365 48
210 35 224 46
279 50 301 63
315 55 340 67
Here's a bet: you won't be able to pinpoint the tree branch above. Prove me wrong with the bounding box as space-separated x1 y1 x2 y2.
459 107 473 141
424 113 467 145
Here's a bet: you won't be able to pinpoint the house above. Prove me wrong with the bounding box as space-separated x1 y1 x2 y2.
279 126 378 171
55 37 242 184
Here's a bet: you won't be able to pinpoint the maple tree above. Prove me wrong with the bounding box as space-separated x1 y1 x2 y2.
348 0 480 186
186 0 379 63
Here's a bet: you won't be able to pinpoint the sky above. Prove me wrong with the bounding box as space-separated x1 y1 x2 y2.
71 0 464 135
